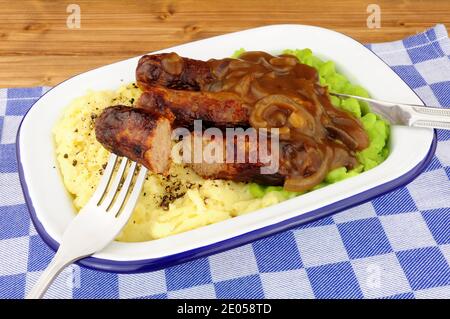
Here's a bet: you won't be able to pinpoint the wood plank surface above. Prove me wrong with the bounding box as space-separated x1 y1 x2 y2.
0 0 449 87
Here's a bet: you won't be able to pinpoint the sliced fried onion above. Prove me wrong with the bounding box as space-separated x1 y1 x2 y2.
250 94 316 139
284 146 332 192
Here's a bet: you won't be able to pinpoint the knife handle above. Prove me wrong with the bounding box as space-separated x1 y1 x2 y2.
409 106 450 130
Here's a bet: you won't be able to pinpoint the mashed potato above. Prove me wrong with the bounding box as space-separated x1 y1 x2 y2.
53 84 287 242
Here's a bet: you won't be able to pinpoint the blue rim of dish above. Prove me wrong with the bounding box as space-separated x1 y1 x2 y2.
16 24 438 273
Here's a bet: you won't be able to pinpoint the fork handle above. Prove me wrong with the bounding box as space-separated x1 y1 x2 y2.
25 249 80 299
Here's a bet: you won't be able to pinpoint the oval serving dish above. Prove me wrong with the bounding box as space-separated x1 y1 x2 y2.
17 24 436 273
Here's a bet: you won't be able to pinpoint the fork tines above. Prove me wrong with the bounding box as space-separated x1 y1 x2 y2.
90 154 147 218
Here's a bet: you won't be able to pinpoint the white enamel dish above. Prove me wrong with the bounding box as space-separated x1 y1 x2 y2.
17 24 436 273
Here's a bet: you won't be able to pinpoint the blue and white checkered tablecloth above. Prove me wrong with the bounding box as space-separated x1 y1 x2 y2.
1 25 449 299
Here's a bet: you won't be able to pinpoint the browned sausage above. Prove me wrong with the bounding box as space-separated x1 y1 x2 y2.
95 105 173 174
182 131 284 186
136 52 217 91
137 86 250 128
180 131 357 190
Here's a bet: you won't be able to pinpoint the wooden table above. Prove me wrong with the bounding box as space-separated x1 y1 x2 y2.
1 0 449 87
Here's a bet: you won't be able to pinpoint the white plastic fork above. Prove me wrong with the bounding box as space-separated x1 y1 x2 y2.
26 154 148 299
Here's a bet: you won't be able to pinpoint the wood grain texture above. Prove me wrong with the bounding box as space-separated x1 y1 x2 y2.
0 0 449 87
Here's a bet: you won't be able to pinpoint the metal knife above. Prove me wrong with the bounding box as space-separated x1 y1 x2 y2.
330 93 450 130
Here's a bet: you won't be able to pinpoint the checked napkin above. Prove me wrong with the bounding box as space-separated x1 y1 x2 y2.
0 24 449 299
